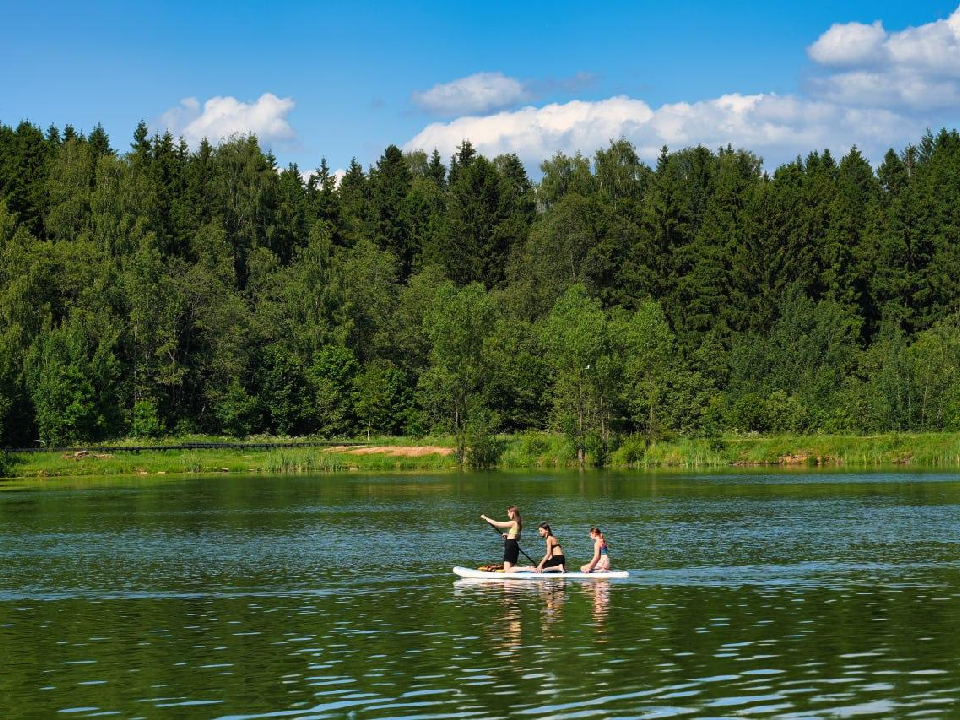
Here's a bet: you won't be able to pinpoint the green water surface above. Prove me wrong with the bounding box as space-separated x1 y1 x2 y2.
2 470 960 718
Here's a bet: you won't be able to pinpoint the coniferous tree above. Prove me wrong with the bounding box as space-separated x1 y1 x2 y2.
367 145 414 277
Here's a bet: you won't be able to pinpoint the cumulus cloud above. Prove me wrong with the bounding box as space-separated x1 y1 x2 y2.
410 71 598 116
412 72 530 115
808 20 887 66
808 68 960 109
408 96 648 161
160 93 297 146
405 5 960 171
404 93 913 169
807 5 960 109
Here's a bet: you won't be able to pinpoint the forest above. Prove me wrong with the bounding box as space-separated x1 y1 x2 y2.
2 118 960 464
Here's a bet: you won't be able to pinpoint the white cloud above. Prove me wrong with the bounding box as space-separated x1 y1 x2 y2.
808 68 960 109
809 7 960 73
412 72 529 115
405 5 960 171
806 6 960 109
411 71 599 116
409 96 655 159
160 93 297 146
404 93 913 169
808 20 887 66
886 7 960 73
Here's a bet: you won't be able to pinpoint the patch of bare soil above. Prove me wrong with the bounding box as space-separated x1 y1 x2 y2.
62 450 113 461
324 445 455 457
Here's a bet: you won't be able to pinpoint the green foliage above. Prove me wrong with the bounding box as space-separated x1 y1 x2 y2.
213 380 261 437
726 287 860 429
430 143 534 288
909 314 960 430
611 435 648 466
498 432 575 468
353 360 409 437
131 398 164 437
540 285 614 465
482 314 549 431
465 407 505 469
5 118 960 449
539 150 594 208
259 347 313 436
612 299 677 437
419 282 496 463
309 345 360 436
25 315 121 446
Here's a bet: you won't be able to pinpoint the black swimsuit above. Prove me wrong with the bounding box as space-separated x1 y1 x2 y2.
542 554 565 569
541 536 565 569
503 538 520 564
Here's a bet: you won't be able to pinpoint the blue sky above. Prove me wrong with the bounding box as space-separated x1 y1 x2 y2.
3 1 959 175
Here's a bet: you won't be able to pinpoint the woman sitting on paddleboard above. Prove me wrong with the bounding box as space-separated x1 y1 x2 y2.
530 522 566 573
481 506 522 572
580 526 610 573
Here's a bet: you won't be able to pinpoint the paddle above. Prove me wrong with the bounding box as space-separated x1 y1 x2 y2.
484 519 537 565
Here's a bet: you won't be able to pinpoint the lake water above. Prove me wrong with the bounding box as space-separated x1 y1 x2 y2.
2 470 960 718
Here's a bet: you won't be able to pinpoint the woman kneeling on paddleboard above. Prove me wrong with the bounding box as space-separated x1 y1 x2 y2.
481 506 522 572
580 526 611 573
512 522 566 573
532 522 566 573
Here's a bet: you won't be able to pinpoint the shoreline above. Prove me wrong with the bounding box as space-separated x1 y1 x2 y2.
5 432 960 480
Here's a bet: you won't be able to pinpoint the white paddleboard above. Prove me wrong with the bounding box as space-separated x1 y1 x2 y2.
453 566 629 580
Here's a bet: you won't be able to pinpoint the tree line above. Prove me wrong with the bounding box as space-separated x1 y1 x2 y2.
2 117 960 463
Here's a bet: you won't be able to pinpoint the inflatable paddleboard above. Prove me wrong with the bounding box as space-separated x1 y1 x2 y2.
453 565 629 580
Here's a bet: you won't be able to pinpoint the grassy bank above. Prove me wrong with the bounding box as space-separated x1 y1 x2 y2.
623 432 960 468
1 436 459 479
500 431 960 469
5 432 960 480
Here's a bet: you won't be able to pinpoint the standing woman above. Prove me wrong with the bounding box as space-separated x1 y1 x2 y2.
481 506 522 572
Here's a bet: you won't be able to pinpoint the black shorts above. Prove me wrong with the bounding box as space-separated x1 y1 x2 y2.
504 538 520 564
542 555 565 569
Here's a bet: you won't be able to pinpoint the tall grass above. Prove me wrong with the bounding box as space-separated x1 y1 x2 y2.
498 433 578 468
634 432 960 468
2 446 457 479
261 449 456 473
6 432 960 480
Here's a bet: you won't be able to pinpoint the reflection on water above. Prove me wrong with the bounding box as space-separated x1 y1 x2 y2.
582 579 610 632
2 470 960 717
